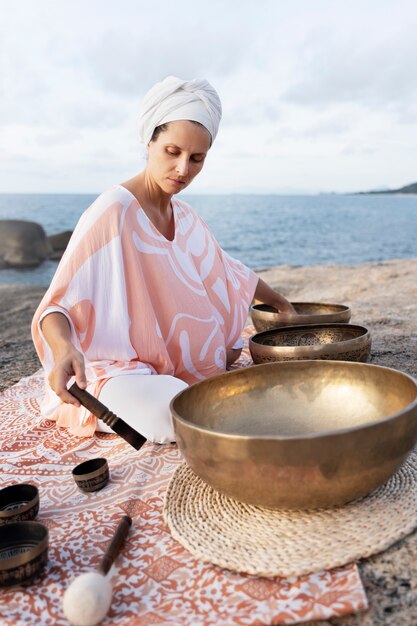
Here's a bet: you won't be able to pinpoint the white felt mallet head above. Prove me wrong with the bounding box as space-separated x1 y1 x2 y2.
63 515 132 626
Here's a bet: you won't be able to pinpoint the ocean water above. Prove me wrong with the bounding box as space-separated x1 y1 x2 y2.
0 192 416 285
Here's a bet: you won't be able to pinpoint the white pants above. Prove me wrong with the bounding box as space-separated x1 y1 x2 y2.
96 374 188 444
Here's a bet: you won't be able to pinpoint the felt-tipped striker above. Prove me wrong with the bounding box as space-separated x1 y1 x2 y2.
63 514 132 626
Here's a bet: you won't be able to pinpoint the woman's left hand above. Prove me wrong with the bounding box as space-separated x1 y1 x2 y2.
254 277 296 314
270 295 296 314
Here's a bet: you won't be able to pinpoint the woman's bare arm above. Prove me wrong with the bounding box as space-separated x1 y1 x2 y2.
40 312 87 407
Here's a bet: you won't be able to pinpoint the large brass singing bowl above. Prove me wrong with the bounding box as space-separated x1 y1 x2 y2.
171 361 417 509
251 302 351 332
249 323 371 364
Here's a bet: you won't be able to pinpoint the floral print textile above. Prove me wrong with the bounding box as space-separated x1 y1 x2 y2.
0 340 367 625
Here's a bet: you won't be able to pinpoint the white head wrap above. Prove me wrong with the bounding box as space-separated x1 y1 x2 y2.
138 76 222 146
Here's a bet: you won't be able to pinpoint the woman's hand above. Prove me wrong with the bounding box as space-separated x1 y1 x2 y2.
268 294 296 314
254 278 296 314
226 347 242 368
48 345 87 407
40 311 87 407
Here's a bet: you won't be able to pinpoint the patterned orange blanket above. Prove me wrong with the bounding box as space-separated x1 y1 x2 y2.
0 363 367 625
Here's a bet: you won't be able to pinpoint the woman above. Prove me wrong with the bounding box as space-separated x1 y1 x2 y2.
32 76 295 443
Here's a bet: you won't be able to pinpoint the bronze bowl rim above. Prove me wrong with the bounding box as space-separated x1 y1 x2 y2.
249 322 370 348
0 520 49 571
0 484 39 520
170 360 417 442
72 457 108 480
250 301 351 315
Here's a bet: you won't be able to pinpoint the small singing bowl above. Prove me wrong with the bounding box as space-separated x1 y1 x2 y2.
0 484 39 526
250 302 351 332
0 521 49 587
249 323 371 364
171 360 417 509
72 458 109 493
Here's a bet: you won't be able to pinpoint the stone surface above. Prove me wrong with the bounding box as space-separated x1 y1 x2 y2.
47 230 72 260
0 220 52 268
1 257 417 625
0 284 45 388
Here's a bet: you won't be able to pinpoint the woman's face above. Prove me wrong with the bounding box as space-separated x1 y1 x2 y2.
147 120 211 194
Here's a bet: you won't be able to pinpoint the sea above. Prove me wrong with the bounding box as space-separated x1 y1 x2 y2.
0 192 416 286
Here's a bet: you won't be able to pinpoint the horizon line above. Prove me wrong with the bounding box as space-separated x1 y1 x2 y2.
0 190 356 197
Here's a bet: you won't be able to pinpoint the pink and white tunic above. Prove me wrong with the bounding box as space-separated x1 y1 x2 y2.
32 185 258 436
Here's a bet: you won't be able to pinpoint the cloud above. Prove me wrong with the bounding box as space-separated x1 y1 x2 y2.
1 0 417 193
282 23 417 113
84 26 250 98
339 143 376 157
35 130 82 147
0 0 256 133
64 99 130 129
270 116 353 143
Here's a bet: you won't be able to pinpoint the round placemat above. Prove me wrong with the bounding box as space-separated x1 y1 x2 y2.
163 451 417 577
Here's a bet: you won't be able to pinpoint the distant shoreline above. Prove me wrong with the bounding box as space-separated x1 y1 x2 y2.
0 184 416 197
353 181 417 195
353 191 417 195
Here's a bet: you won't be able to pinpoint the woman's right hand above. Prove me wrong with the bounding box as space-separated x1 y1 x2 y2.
41 311 87 407
48 345 87 407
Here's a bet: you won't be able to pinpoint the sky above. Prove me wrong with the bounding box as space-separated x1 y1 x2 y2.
1 0 417 195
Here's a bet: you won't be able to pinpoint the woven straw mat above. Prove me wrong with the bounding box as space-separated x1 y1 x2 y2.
163 450 417 577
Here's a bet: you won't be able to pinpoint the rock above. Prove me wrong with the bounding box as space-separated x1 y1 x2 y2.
47 230 73 260
0 220 53 268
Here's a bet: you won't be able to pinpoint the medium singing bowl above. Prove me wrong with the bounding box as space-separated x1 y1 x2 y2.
0 521 49 587
250 302 351 332
171 361 417 509
72 458 110 493
0 484 39 525
249 323 371 364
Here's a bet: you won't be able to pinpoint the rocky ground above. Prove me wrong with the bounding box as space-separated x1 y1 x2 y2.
1 257 417 625
0 284 46 389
